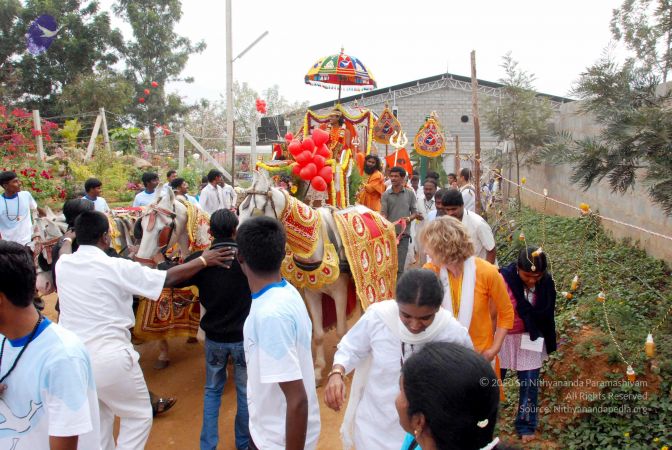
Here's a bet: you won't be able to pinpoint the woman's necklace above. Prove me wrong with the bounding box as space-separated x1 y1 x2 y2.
0 314 43 395
2 193 21 222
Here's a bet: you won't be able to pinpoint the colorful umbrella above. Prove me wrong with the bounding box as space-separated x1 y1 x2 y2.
305 48 376 101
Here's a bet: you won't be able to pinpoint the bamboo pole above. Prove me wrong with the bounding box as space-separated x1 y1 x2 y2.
85 114 103 160
470 50 482 214
183 131 232 181
32 110 45 161
100 107 111 153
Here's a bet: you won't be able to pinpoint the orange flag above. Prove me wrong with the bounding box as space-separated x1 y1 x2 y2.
385 148 413 176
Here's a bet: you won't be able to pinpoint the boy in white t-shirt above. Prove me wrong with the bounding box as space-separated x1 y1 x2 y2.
237 216 321 450
0 241 100 450
83 178 110 213
0 171 43 245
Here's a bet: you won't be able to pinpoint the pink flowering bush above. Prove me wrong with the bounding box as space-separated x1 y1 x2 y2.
0 105 58 158
0 165 69 201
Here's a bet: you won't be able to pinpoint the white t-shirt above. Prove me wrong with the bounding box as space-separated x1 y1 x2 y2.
83 195 110 213
460 184 476 212
462 210 496 260
56 245 166 356
333 303 473 450
0 319 101 450
243 279 320 450
132 190 157 207
0 191 37 245
199 183 237 214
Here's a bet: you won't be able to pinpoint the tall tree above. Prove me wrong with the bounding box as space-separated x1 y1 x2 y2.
0 0 123 115
611 0 672 82
58 71 134 122
483 53 554 206
113 0 205 147
185 99 226 140
229 81 258 143
565 54 672 214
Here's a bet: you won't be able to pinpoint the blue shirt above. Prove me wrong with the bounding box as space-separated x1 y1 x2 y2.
401 433 422 450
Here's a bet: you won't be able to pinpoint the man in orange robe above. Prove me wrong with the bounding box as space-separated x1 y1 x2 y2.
357 155 385 212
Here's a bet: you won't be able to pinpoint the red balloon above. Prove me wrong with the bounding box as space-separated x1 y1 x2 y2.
138 97 145 103
313 155 326 170
295 150 312 165
317 144 331 158
285 132 294 143
301 137 316 152
292 163 301 176
318 165 333 184
151 81 159 88
288 140 302 156
311 176 327 192
312 128 330 148
144 89 150 95
299 163 317 181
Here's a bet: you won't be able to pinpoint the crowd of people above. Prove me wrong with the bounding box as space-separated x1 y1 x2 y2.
0 161 556 450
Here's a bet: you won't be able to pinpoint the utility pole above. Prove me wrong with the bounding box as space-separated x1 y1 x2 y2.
225 0 234 183
470 50 482 214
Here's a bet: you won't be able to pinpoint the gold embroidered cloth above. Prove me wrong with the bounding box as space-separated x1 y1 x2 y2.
134 287 200 340
280 192 321 259
282 240 340 290
333 206 397 309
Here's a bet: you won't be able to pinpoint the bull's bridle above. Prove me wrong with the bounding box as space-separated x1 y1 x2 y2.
134 203 177 267
239 188 280 219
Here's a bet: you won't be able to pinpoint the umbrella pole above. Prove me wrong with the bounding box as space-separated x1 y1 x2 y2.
337 82 342 103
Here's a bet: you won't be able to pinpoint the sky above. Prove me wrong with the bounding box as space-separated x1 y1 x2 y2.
104 0 625 106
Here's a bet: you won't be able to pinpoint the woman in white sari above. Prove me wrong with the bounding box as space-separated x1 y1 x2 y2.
324 269 473 450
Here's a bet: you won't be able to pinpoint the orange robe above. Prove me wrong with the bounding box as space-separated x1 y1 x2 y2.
423 258 514 352
358 171 385 212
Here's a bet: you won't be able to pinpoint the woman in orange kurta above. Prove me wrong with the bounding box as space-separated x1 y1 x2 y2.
419 216 514 360
357 155 385 212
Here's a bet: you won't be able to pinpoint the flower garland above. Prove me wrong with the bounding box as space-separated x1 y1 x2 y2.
255 160 294 174
324 149 353 208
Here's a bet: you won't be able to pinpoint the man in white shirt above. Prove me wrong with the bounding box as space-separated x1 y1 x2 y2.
83 178 110 213
237 216 320 450
199 169 237 215
56 211 235 450
458 167 477 212
0 241 100 450
0 171 43 245
414 178 438 265
132 172 160 207
439 189 496 264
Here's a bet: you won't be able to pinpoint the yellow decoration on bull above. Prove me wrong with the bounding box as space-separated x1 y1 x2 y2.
282 230 340 290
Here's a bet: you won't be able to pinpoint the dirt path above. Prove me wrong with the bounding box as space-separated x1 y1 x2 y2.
43 294 352 450
140 329 350 450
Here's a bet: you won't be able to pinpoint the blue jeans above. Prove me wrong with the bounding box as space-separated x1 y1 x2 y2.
501 368 540 436
200 339 249 450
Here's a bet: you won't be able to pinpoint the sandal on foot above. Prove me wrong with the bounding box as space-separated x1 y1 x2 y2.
152 397 177 417
153 359 170 370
